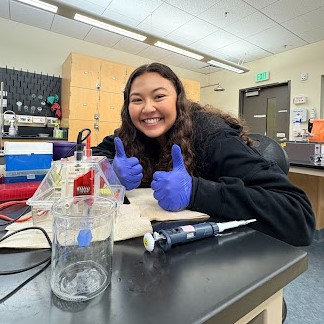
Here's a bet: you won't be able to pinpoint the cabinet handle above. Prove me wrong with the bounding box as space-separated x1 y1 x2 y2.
84 71 89 74
83 103 87 106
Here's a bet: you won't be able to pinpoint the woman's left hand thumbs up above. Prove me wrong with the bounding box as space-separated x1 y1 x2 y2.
151 145 192 211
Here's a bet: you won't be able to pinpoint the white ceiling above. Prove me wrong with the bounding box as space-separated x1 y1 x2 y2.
1 0 324 74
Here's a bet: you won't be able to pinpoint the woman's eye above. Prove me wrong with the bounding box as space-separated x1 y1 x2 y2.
131 98 142 103
155 94 165 100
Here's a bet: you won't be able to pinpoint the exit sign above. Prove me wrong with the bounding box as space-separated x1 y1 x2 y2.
256 71 270 82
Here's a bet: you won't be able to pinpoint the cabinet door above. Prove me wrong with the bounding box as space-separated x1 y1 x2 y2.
98 121 121 144
99 91 123 123
181 79 200 103
69 87 99 120
68 120 98 145
100 61 127 93
70 54 101 89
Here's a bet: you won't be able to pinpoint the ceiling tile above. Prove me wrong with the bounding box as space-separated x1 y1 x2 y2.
104 0 163 22
198 0 256 28
192 30 240 51
167 18 219 44
137 45 174 61
205 49 237 62
10 1 54 30
244 51 272 63
216 40 272 62
164 34 193 47
159 52 192 67
178 59 218 74
164 0 220 15
282 6 324 34
51 15 91 39
101 10 141 28
136 21 170 38
113 37 149 55
58 0 111 15
138 3 194 35
260 0 324 23
243 0 279 10
226 11 276 38
0 0 9 19
248 25 308 53
84 27 122 47
297 25 324 43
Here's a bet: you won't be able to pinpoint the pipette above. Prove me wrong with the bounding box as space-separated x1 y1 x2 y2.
143 219 257 252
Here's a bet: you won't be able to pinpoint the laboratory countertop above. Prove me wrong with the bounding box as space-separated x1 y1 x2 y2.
0 228 307 324
289 160 324 169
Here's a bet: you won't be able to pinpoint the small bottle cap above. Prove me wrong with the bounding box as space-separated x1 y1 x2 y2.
143 233 155 252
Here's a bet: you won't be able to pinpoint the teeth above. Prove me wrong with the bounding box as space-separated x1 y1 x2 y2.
144 118 160 124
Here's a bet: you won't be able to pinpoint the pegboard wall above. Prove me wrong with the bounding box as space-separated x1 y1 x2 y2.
0 67 61 117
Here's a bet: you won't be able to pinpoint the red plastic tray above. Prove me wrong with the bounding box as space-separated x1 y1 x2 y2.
0 181 41 202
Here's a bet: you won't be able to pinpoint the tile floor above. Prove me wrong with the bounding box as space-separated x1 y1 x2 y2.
284 238 324 323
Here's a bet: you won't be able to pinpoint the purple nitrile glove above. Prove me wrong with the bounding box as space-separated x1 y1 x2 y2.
112 137 143 190
151 144 192 211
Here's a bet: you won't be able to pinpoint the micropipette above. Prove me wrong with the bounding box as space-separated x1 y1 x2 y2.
143 219 256 252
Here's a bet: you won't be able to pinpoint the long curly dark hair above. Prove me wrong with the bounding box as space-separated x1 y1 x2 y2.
117 62 250 186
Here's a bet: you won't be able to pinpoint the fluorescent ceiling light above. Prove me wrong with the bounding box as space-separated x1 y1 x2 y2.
74 14 147 42
154 41 204 61
207 60 248 74
17 0 58 13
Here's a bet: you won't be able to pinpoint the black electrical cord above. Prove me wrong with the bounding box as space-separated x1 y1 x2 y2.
0 260 50 304
76 128 91 161
0 226 52 303
0 227 52 275
62 128 91 159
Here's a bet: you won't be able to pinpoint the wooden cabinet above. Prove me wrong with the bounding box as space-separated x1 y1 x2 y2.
61 52 201 146
62 53 125 145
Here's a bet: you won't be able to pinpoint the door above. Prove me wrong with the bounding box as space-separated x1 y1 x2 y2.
239 82 290 141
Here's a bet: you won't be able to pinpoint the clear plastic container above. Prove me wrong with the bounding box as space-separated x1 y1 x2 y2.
51 196 116 301
27 153 125 232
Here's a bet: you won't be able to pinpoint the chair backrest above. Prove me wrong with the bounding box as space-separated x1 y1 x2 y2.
249 133 289 174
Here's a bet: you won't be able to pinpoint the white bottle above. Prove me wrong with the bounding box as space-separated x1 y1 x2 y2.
8 120 16 136
293 119 302 141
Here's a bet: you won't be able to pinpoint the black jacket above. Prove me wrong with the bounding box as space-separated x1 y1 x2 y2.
92 111 315 246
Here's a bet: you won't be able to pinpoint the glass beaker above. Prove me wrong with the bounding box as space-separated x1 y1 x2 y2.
51 196 116 302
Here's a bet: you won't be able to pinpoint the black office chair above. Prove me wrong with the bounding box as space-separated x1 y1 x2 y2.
249 133 288 322
249 133 289 174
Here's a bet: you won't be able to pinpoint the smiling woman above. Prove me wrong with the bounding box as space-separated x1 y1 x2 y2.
92 62 315 247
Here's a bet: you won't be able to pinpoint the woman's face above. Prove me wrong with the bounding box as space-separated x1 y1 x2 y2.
128 72 177 144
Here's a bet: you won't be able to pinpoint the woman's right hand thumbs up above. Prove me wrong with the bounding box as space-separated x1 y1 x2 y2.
112 137 143 190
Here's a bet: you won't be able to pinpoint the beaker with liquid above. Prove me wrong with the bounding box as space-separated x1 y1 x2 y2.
51 195 116 302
